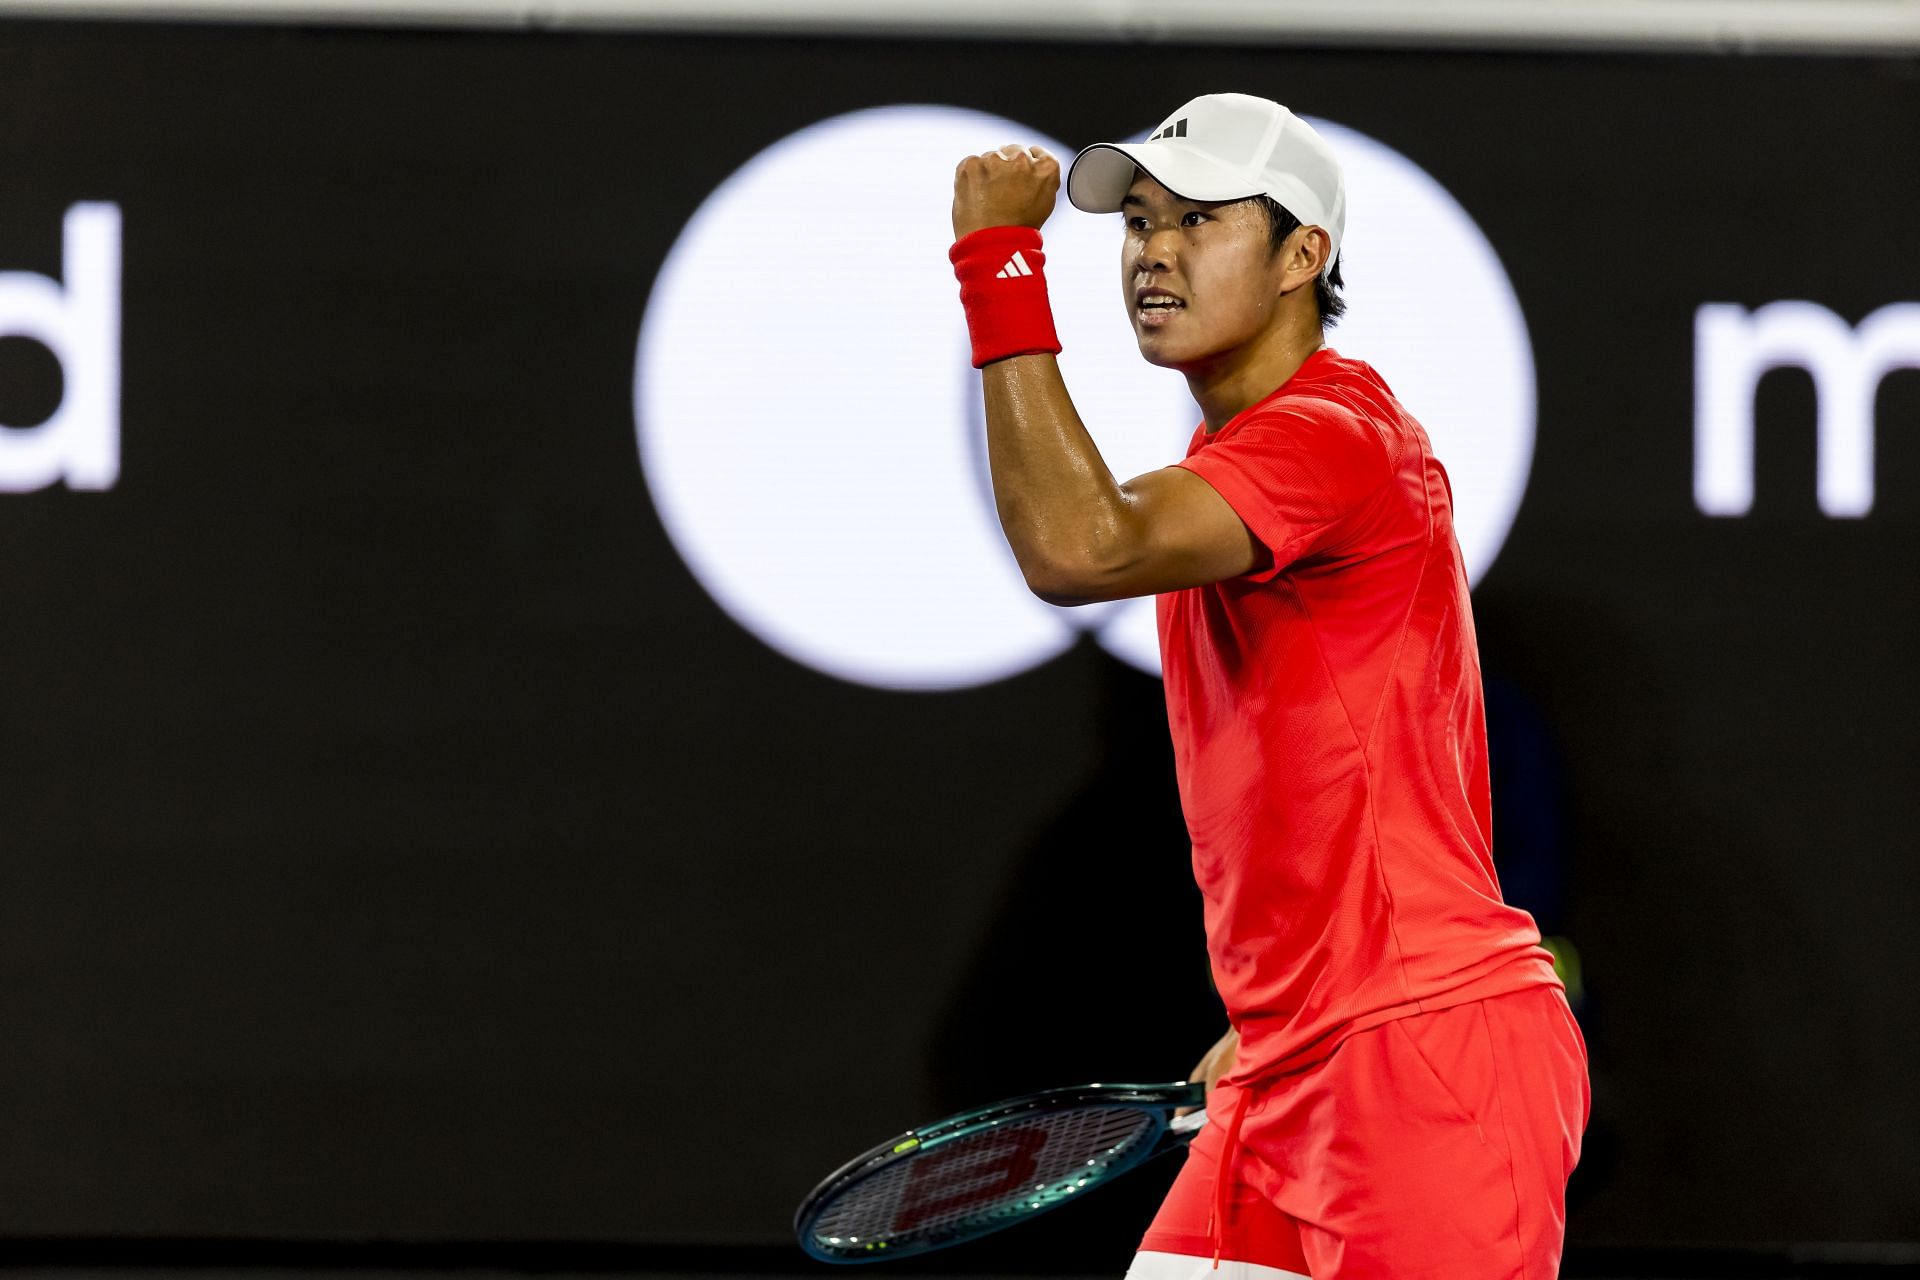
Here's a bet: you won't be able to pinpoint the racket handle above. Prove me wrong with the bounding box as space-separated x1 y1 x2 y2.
1170 1109 1209 1134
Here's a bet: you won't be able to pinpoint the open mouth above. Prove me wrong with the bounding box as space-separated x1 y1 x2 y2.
1136 292 1187 328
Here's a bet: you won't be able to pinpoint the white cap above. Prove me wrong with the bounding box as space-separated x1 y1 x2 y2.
1066 93 1346 273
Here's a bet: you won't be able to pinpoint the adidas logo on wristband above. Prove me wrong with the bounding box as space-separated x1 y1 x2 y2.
994 251 1035 279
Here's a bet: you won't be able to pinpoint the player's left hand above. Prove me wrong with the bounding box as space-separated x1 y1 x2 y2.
952 144 1060 240
1178 1025 1239 1117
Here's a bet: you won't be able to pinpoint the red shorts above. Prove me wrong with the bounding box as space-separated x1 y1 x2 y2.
1133 986 1590 1280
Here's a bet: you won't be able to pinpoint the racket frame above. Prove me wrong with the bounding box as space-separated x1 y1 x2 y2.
795 1079 1206 1264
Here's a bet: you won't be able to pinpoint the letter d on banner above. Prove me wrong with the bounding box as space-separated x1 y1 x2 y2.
0 203 122 492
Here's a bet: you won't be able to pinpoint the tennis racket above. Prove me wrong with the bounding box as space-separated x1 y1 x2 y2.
795 1080 1208 1263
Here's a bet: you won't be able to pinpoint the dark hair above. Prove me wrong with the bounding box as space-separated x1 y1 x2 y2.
1253 195 1346 329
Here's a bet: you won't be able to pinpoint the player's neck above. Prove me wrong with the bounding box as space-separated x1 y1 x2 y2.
1188 316 1325 433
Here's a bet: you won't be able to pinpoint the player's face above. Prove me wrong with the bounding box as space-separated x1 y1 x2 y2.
1120 175 1292 370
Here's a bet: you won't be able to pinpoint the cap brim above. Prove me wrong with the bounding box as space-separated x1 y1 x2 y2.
1066 141 1264 213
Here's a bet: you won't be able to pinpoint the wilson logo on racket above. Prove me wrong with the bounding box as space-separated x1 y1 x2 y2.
891 1127 1049 1232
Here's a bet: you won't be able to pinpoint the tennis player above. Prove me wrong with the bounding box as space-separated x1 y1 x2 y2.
947 93 1589 1279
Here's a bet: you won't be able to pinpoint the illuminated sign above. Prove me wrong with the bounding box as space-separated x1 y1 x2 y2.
0 203 122 493
1695 301 1920 517
635 108 1534 690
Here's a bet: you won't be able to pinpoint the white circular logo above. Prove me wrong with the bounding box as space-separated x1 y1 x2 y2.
635 106 1533 691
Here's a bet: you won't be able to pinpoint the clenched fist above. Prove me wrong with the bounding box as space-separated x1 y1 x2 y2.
952 144 1061 240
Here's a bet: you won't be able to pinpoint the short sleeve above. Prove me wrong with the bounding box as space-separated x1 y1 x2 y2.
1175 403 1392 583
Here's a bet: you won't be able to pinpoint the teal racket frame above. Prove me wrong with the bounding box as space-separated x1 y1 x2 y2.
795 1080 1207 1263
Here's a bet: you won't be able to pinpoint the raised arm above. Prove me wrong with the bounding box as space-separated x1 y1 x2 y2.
950 145 1265 606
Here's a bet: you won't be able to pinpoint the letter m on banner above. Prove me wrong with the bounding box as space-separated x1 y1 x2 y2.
1695 300 1920 517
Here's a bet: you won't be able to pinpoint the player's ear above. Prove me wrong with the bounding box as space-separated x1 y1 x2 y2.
1281 226 1328 294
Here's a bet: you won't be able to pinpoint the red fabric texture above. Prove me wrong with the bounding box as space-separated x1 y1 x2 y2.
1141 987 1590 1279
948 225 1063 368
1157 346 1561 1088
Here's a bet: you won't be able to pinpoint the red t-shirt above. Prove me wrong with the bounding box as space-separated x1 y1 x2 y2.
1158 346 1559 1086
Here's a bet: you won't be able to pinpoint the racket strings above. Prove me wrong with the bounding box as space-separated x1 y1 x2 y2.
812 1106 1158 1248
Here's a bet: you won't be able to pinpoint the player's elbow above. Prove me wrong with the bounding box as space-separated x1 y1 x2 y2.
1028 577 1102 608
1019 536 1140 606
1013 504 1148 605
1018 556 1096 606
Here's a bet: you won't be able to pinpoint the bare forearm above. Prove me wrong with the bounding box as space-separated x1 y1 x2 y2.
980 354 1131 601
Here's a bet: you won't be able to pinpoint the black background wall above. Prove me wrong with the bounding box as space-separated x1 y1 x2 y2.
0 19 1915 1260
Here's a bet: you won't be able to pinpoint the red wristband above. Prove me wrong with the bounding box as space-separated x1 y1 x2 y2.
949 225 1063 368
